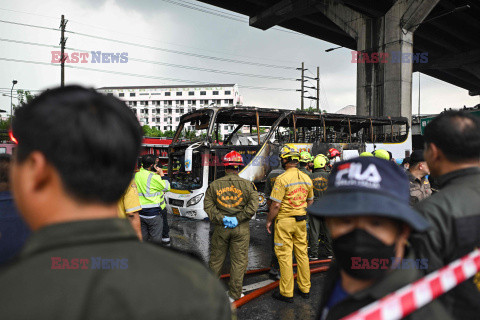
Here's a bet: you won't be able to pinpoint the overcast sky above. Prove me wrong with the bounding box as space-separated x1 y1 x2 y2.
1 0 479 116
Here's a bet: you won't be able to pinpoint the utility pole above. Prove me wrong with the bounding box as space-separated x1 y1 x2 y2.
316 66 320 112
60 15 68 87
296 62 307 111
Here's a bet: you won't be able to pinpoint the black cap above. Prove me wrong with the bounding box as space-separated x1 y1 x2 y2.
307 157 430 232
409 150 425 165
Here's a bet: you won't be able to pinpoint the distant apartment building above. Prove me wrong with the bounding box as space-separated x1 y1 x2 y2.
98 84 242 135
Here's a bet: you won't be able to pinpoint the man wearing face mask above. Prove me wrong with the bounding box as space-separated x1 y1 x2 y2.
307 157 452 320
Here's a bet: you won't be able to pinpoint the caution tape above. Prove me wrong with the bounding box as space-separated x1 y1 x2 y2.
342 248 480 320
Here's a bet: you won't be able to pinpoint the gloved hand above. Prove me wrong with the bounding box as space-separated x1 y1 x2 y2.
222 216 238 229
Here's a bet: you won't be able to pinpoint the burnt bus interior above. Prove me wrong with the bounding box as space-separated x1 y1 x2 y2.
168 107 409 190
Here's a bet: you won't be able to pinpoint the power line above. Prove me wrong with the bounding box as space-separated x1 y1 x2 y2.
0 57 296 92
159 0 304 36
0 7 297 64
0 38 296 81
0 19 297 70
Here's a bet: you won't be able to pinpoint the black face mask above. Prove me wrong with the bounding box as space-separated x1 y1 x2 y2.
332 229 396 280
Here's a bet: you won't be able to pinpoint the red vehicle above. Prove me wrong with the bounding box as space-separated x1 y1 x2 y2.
141 137 172 167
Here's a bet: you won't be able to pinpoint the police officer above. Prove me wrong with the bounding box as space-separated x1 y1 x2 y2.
308 157 452 320
406 150 432 205
412 110 480 319
267 145 314 302
308 154 332 260
264 161 285 280
299 151 314 176
135 154 171 243
204 150 259 302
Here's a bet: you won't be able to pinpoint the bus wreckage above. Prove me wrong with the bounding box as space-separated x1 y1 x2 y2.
166 106 410 220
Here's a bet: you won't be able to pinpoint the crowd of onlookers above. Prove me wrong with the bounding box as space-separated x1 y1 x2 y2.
0 85 478 320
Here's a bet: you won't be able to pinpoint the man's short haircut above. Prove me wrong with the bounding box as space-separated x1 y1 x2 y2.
0 154 11 185
141 154 156 169
424 110 480 162
12 85 142 204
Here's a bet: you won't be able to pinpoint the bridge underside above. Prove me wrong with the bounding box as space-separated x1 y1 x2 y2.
196 0 480 120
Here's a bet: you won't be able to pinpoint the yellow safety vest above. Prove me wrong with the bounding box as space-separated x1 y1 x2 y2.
134 168 170 209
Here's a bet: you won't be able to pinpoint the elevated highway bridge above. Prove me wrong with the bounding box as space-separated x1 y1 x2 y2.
196 0 480 121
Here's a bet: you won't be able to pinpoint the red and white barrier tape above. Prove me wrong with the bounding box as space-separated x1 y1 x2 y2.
342 248 480 320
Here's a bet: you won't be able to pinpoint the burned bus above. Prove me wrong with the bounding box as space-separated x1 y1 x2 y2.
166 106 409 220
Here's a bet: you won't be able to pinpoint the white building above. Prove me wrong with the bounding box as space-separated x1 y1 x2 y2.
98 84 242 136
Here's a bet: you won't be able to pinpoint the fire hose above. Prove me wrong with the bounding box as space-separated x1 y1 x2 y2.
233 264 330 308
220 259 331 279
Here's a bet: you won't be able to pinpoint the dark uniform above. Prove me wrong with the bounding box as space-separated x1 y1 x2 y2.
204 172 259 300
264 168 285 272
406 171 432 205
317 250 453 320
412 167 480 319
309 169 332 259
0 219 231 320
299 166 313 178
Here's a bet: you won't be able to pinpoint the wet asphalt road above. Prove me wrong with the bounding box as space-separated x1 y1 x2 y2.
166 213 328 320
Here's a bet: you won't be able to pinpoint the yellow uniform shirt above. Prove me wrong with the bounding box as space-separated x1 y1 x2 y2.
269 167 314 218
117 180 142 218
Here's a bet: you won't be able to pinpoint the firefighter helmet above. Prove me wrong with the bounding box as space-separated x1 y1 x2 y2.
299 151 313 163
313 154 328 169
223 151 244 166
373 149 391 160
279 145 300 161
328 148 341 159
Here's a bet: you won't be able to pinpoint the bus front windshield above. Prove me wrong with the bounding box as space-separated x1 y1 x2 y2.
170 151 204 191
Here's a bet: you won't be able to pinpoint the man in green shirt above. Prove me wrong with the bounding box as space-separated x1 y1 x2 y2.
0 86 231 320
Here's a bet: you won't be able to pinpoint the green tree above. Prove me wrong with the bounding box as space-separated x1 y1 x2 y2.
296 107 327 113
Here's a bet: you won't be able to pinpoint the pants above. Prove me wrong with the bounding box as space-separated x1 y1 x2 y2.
274 217 311 297
161 208 170 239
140 214 164 242
308 215 332 258
318 217 333 258
209 222 250 300
270 220 279 270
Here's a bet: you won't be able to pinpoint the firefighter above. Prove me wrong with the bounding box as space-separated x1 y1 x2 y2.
267 145 314 302
204 151 259 302
264 162 285 280
308 154 333 260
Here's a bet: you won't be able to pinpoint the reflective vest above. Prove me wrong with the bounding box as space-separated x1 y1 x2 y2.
134 168 170 209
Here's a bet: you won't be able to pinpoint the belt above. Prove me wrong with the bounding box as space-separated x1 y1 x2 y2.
293 215 307 221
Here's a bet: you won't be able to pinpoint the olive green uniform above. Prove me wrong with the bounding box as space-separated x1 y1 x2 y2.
309 169 333 258
204 172 259 300
318 250 453 320
264 168 285 271
406 171 432 205
411 167 480 319
0 219 231 320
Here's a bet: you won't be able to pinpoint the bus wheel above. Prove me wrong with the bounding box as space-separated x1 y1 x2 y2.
258 192 268 212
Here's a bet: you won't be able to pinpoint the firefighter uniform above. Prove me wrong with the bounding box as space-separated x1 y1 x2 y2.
270 167 314 297
309 167 332 259
204 172 259 300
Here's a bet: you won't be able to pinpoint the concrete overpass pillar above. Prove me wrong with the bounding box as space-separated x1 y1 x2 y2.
318 0 439 122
